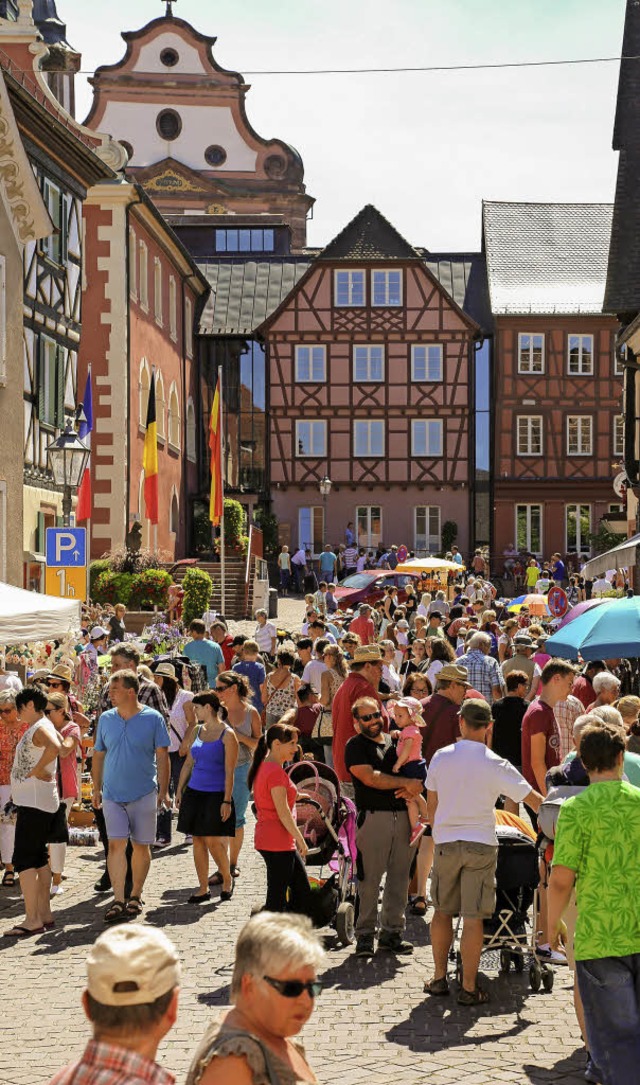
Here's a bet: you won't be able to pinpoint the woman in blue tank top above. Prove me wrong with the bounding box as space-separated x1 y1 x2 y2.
176 691 238 903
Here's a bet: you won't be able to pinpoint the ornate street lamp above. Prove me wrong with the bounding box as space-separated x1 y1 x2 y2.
319 475 332 548
46 417 90 527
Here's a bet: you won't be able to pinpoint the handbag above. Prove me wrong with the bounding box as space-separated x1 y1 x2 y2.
311 706 333 740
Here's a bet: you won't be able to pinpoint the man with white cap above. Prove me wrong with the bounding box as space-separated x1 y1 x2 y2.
48 924 180 1084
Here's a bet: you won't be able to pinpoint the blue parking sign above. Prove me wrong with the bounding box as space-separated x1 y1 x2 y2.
46 527 86 568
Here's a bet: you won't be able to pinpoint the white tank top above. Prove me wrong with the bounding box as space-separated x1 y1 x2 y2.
11 719 59 813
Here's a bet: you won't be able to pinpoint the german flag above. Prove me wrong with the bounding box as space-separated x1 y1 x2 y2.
143 370 159 525
209 376 223 525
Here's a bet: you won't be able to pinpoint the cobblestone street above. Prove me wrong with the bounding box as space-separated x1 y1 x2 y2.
0 820 586 1085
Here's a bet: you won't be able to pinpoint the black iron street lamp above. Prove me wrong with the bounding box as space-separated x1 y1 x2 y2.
46 417 90 527
319 474 332 548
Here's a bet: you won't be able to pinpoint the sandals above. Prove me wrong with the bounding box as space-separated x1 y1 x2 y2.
104 901 127 924
1 870 15 888
231 865 240 878
411 896 428 916
3 925 44 938
125 896 144 918
457 986 490 1006
220 882 235 901
424 977 450 997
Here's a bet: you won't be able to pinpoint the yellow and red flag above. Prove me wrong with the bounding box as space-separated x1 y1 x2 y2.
209 376 223 525
143 371 159 525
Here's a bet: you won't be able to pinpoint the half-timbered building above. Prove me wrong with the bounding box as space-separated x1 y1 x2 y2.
485 201 620 564
0 6 121 588
259 206 483 556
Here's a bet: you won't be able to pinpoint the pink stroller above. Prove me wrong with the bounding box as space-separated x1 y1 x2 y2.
287 760 358 944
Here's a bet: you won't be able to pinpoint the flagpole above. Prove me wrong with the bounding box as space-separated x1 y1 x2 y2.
218 364 226 617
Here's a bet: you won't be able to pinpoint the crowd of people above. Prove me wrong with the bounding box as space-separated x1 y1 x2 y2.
0 542 639 1083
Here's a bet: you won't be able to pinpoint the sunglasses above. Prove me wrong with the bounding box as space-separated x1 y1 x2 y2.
215 685 230 692
0 708 13 716
357 711 382 722
47 681 64 689
263 975 323 999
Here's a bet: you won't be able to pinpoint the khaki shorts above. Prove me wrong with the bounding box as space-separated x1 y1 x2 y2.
431 840 498 918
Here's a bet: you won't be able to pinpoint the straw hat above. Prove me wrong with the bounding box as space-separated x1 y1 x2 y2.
155 663 177 681
45 664 73 684
353 644 383 664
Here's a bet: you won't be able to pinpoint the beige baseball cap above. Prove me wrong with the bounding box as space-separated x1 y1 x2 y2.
87 924 180 1006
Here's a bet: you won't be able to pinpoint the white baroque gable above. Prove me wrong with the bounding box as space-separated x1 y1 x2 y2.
135 32 207 75
98 101 257 172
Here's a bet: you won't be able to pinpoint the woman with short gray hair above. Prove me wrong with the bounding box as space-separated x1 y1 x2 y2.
186 912 324 1084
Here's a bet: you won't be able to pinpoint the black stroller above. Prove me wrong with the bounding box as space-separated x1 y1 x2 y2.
449 824 554 992
287 760 358 945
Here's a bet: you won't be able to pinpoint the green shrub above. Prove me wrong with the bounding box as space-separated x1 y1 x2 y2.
442 520 458 553
89 559 111 598
182 567 213 626
129 569 173 610
93 571 134 606
224 498 246 545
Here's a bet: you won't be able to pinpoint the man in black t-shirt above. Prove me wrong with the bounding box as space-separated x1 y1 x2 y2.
344 696 422 959
490 670 528 814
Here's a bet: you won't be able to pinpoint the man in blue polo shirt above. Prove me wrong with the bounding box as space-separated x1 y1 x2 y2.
92 670 169 924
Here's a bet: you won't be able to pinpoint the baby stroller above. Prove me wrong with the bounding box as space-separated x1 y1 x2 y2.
286 760 358 945
448 824 554 993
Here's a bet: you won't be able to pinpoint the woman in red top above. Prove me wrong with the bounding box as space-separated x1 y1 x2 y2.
248 721 310 913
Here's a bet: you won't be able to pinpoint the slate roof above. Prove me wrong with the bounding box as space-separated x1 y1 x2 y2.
318 204 421 261
483 201 614 315
197 244 493 336
198 258 313 335
604 1 640 316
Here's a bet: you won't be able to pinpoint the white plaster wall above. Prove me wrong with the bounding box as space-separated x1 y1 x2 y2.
135 33 207 75
99 101 258 172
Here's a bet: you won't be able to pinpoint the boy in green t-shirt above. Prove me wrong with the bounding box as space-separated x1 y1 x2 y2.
549 722 640 1085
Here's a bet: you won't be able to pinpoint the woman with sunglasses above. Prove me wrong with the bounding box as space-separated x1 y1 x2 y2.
176 691 238 904
212 672 261 883
248 720 310 914
45 692 82 895
186 911 323 1085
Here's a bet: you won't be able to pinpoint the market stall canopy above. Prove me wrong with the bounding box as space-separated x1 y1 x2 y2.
0 582 81 644
580 533 640 579
395 558 464 574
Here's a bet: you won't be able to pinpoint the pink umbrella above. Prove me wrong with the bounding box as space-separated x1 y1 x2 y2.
557 598 613 629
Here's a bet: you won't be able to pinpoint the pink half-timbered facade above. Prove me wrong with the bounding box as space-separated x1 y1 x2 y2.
260 207 481 556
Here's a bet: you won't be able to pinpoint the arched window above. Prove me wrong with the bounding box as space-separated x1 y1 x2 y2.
168 382 181 449
155 371 166 441
170 491 179 535
186 397 196 462
139 360 150 427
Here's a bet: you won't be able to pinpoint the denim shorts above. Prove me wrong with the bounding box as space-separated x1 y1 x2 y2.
232 761 251 830
103 790 158 845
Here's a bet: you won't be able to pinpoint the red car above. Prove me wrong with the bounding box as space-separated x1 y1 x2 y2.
334 571 422 609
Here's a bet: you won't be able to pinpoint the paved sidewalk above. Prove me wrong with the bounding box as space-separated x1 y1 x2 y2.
0 818 586 1085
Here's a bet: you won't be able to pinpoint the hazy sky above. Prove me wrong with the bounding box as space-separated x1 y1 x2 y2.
62 0 626 250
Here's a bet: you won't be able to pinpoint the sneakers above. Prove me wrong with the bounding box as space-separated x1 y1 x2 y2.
50 884 64 896
354 935 375 958
409 822 427 847
378 932 414 955
536 943 568 966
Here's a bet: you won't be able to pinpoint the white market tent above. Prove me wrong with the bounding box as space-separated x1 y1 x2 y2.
0 581 81 644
